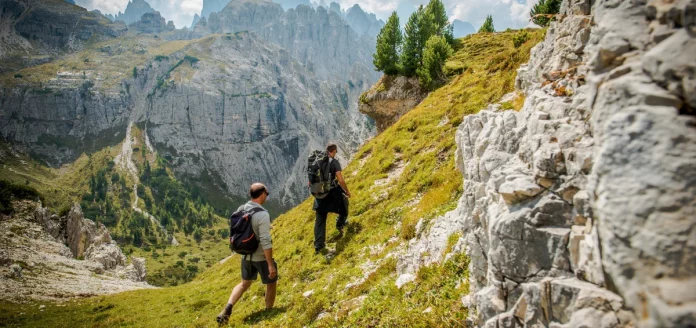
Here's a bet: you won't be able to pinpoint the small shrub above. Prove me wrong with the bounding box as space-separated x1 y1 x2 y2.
154 55 169 62
184 55 199 65
401 222 416 240
178 251 187 258
13 73 22 79
359 93 369 104
0 180 41 214
513 31 530 48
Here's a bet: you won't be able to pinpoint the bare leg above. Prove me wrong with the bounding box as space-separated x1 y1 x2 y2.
265 282 277 309
227 280 253 305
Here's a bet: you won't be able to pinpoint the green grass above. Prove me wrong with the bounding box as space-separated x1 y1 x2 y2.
0 29 545 327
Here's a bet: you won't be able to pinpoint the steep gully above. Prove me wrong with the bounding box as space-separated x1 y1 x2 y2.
114 122 179 246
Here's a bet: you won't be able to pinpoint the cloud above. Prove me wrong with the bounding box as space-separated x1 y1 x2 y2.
449 0 539 30
148 0 203 28
75 0 128 15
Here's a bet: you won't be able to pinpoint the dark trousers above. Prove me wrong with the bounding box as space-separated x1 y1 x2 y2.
314 211 348 250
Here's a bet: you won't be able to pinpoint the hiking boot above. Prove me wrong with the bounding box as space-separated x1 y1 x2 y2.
337 228 344 238
315 248 328 255
216 305 232 325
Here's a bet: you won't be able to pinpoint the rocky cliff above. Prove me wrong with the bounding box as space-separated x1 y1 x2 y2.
398 0 696 327
0 201 150 302
0 0 126 74
358 75 428 132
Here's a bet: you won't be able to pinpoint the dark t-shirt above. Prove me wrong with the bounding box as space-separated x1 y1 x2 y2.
328 158 342 185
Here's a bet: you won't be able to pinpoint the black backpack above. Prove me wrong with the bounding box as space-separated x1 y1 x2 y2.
228 207 266 255
307 150 332 199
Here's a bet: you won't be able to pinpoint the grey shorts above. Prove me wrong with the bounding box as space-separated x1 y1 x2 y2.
241 258 278 284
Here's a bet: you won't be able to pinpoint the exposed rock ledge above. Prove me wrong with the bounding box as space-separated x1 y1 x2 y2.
398 0 695 327
0 201 152 302
359 75 428 132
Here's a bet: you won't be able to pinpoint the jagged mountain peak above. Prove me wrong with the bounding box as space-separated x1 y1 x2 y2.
344 3 383 39
272 0 311 11
113 0 156 24
452 19 475 38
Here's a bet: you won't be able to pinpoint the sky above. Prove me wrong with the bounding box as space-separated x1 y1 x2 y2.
75 0 539 31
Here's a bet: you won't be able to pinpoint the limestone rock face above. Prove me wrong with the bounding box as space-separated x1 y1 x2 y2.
358 75 428 132
398 0 696 326
84 243 127 271
588 0 696 325
66 204 112 259
0 201 152 302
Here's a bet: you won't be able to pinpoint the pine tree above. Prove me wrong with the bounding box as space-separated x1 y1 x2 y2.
479 15 495 33
530 0 561 27
417 35 453 90
425 0 454 44
401 6 424 77
373 12 402 75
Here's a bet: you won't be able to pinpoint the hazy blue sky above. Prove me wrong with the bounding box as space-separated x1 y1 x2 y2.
76 0 539 31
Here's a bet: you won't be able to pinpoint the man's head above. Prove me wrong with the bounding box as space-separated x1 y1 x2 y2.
326 143 338 158
249 183 269 204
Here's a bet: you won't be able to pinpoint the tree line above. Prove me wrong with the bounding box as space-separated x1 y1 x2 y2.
373 0 456 90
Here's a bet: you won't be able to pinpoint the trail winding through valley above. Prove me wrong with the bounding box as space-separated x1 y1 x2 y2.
115 123 179 246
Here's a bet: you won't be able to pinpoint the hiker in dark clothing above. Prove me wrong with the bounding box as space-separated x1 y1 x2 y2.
216 183 277 325
313 143 351 254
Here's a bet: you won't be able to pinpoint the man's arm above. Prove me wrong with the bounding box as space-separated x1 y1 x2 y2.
257 213 276 279
263 248 276 279
335 171 351 197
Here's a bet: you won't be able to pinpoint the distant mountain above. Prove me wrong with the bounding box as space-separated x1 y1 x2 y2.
452 19 475 38
329 1 341 15
113 0 156 24
273 0 311 11
345 4 384 39
200 0 229 19
64 0 75 4
197 0 378 82
190 13 201 28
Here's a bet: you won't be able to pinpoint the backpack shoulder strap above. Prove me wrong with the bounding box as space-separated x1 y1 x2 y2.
247 207 266 216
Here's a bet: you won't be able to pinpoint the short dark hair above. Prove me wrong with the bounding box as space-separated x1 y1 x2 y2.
249 184 267 199
326 143 337 152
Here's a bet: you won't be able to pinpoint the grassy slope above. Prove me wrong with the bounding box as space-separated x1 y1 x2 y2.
0 29 544 327
0 29 200 90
